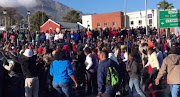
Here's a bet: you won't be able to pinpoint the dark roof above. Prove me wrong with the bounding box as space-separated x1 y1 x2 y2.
59 22 84 29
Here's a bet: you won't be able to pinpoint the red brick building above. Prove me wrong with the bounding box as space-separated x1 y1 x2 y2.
92 12 124 29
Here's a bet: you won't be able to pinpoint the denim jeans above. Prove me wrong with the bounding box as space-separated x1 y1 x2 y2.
53 82 75 97
169 84 180 97
129 78 146 97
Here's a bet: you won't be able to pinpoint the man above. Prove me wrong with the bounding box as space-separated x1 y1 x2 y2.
155 46 180 97
84 47 98 95
98 50 120 97
156 46 163 67
16 49 38 97
74 30 81 43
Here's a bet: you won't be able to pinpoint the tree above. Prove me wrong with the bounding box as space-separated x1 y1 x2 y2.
30 11 49 31
157 1 174 10
63 10 81 23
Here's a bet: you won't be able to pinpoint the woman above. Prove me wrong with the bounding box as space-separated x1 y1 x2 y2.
127 53 146 97
50 50 77 97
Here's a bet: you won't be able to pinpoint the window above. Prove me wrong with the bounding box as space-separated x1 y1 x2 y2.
139 20 142 25
113 22 116 27
104 23 108 27
97 23 101 28
149 19 152 25
149 19 152 26
131 21 134 25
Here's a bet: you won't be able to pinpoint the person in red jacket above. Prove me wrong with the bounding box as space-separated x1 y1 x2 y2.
113 28 118 37
86 29 92 41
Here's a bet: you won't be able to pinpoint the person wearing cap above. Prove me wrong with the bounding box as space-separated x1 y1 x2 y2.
9 48 39 97
155 46 180 97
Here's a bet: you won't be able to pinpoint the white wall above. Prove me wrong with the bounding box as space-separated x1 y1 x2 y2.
82 15 92 30
127 9 158 29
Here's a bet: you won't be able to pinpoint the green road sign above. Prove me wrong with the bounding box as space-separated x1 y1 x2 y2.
159 10 180 28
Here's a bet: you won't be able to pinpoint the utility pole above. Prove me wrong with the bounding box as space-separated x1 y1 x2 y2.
145 0 148 35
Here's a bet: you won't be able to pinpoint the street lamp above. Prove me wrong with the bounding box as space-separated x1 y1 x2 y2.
27 11 30 30
27 11 30 42
3 10 7 41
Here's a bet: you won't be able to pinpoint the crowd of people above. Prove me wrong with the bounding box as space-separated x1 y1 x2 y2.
0 27 180 97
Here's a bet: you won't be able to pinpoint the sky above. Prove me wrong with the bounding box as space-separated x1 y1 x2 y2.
56 0 180 14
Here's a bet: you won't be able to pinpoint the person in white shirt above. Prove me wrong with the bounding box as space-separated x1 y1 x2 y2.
45 32 50 40
54 32 59 41
84 47 98 95
145 47 159 89
121 48 128 62
145 48 160 70
45 32 50 43
59 32 64 40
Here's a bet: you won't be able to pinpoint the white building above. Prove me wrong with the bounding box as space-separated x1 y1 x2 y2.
127 9 158 28
82 15 92 30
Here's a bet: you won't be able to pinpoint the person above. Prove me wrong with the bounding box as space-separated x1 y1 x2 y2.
155 46 180 97
145 47 159 89
126 53 146 97
45 31 50 43
0 52 4 97
59 31 64 40
50 50 77 97
40 33 46 43
84 47 98 95
97 50 120 97
156 46 163 67
8 48 39 97
121 47 128 63
35 32 40 42
2 52 24 97
52 44 62 57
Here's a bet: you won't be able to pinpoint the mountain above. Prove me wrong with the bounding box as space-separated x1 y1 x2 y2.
15 0 82 22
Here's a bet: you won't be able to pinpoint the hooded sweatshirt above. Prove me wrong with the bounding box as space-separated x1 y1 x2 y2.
157 54 180 84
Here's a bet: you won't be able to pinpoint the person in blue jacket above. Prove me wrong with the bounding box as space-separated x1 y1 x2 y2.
50 50 78 97
97 50 121 97
74 30 81 43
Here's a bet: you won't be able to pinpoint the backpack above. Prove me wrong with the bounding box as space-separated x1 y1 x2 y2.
106 66 119 87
